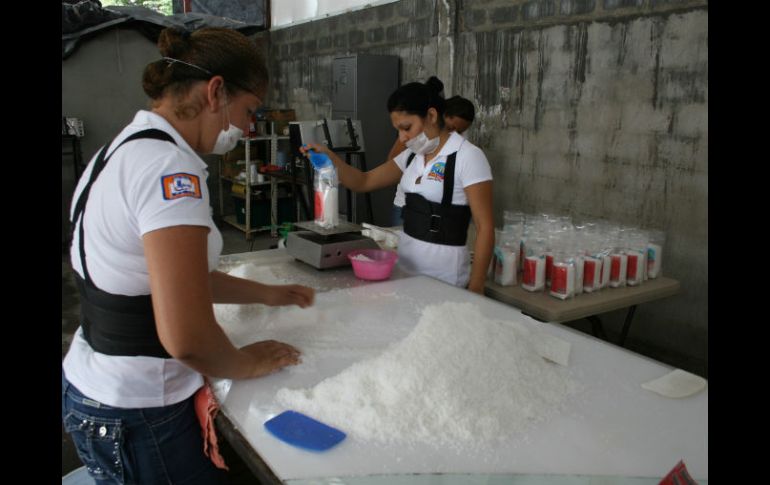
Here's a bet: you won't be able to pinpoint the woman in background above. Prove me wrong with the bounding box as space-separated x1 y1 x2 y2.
388 95 476 226
303 77 493 294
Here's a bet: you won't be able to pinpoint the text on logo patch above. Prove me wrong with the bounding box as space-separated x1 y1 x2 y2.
161 173 202 200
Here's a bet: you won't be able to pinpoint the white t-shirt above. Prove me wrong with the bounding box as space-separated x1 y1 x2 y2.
63 110 222 408
392 131 470 209
393 182 407 208
392 131 492 287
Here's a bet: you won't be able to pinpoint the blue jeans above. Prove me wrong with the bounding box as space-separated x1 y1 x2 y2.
62 372 226 484
391 204 404 227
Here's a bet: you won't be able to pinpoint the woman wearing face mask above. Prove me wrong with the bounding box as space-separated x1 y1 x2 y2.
302 77 494 294
62 28 315 484
387 94 476 226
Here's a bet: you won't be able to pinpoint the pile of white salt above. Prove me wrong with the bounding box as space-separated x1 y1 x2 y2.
276 301 578 449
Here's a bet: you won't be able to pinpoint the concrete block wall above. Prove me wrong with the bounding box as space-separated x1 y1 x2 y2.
261 0 707 375
453 1 707 374
260 0 439 120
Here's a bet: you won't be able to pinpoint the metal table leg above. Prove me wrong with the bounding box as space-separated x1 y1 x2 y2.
586 315 607 341
618 305 638 347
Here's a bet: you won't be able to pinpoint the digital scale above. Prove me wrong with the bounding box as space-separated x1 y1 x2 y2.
285 220 379 269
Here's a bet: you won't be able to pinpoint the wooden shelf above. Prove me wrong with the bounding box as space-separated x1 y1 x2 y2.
221 214 269 234
484 276 680 323
258 170 309 185
220 121 303 239
222 176 271 187
230 192 268 200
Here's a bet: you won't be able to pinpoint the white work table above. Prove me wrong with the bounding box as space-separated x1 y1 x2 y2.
211 250 707 485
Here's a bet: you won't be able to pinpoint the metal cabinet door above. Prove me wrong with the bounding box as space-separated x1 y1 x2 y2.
332 56 356 113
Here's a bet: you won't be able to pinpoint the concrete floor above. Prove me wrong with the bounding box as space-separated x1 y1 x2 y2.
61 223 279 481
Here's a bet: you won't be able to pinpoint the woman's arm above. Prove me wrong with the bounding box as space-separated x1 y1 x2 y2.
464 181 494 294
209 270 314 307
301 143 402 193
386 137 406 161
143 225 300 379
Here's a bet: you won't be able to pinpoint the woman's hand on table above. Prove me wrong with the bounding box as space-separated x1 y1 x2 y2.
241 340 302 377
262 284 315 308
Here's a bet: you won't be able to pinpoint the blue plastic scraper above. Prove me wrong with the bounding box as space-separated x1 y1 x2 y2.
264 410 346 452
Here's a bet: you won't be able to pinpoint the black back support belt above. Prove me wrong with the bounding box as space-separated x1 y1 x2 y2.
75 274 170 358
71 129 176 358
402 152 471 247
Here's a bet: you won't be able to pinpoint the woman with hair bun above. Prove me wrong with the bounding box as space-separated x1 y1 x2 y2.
303 76 494 294
62 27 315 484
388 94 477 225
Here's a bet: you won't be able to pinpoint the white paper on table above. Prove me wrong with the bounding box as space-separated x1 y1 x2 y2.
641 369 707 398
532 332 571 367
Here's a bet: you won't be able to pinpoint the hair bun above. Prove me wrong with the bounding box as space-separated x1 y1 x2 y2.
425 76 444 96
157 28 189 58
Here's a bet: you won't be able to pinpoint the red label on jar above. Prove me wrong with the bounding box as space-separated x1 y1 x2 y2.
551 266 568 294
584 260 597 287
610 255 621 281
523 258 537 286
627 254 638 279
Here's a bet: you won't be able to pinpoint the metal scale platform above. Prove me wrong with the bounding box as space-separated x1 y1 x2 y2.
285 220 379 269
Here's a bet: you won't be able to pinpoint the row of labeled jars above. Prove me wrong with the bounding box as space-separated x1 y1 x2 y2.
489 213 665 300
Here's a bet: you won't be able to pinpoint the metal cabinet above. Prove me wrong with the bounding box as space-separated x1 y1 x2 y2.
332 56 356 112
331 54 400 226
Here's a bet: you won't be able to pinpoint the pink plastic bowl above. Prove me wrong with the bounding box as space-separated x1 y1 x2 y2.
347 249 398 281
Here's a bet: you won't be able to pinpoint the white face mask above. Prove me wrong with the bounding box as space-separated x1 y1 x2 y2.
405 131 440 156
210 89 243 155
211 123 243 155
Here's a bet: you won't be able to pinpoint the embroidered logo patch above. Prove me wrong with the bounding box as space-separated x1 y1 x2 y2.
426 162 445 182
161 173 202 200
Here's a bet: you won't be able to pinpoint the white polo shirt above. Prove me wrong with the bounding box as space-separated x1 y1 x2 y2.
63 110 222 408
392 131 471 209
392 132 492 287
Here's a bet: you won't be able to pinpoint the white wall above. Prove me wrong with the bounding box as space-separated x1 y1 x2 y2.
271 0 399 29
